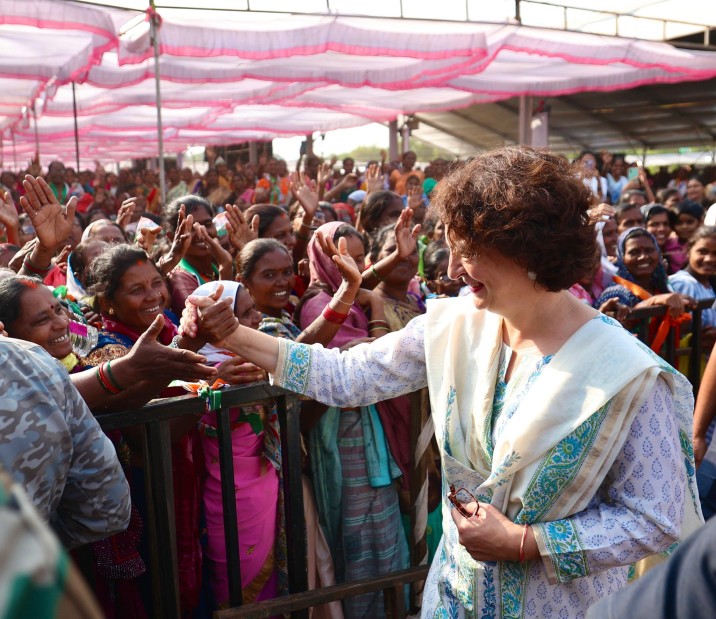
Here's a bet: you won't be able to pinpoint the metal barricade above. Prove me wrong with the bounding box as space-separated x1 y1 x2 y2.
96 383 307 618
628 297 714 392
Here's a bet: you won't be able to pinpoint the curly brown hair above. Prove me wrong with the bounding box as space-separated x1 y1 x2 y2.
429 146 597 292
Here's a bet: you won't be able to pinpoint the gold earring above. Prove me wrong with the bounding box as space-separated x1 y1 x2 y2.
108 308 115 315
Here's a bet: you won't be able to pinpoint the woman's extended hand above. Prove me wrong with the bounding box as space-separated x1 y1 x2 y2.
644 292 687 319
216 357 266 385
451 502 524 562
19 175 77 251
181 286 239 348
124 314 217 382
598 297 630 323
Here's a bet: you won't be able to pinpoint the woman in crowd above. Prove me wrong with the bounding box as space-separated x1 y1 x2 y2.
183 146 702 619
594 227 690 343
356 190 405 236
296 221 407 617
164 195 235 315
687 175 710 209
191 280 285 609
668 199 705 272
575 150 608 202
421 241 461 299
643 205 676 271
85 243 235 616
239 238 302 340
669 226 716 346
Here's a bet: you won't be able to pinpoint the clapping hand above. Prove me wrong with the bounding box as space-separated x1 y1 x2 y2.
222 203 258 252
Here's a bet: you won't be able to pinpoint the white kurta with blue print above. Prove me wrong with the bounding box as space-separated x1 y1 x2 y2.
272 315 688 619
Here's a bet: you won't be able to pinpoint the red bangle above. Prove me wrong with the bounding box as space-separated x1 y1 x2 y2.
97 363 121 395
519 524 530 563
322 306 349 324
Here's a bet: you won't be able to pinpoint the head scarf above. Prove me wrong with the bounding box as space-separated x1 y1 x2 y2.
304 221 369 347
307 221 345 291
332 203 356 225
193 280 242 365
614 227 669 304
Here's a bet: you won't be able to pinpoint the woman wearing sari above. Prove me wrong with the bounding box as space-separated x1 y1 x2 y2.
297 221 408 618
192 281 286 608
368 222 443 562
594 227 691 351
182 147 703 619
84 244 236 617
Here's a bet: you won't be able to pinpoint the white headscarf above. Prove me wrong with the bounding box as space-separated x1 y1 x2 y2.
192 280 241 366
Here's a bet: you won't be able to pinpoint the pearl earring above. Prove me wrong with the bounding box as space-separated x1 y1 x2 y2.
527 271 537 281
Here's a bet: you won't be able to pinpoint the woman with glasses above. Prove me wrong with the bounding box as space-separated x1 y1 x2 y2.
182 147 702 619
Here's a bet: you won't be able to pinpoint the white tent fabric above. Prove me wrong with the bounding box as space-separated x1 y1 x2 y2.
1 0 716 164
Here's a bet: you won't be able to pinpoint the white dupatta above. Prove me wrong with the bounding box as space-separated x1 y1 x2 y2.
421 295 701 615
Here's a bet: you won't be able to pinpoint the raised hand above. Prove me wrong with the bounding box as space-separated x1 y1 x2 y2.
326 234 362 288
0 190 19 240
116 197 137 230
317 162 332 189
135 226 161 253
194 223 233 277
54 244 72 273
394 207 420 258
290 171 319 219
19 175 77 251
407 184 424 210
223 203 257 252
588 203 616 223
365 163 384 194
157 204 193 274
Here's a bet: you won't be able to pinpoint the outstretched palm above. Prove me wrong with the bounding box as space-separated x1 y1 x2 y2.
19 175 76 250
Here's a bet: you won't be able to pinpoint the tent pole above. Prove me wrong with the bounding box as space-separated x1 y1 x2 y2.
11 131 16 172
150 1 166 207
72 82 80 172
32 102 40 164
388 119 399 161
518 95 532 145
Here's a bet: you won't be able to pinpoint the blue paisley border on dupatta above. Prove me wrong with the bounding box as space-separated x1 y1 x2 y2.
278 340 312 393
519 400 612 524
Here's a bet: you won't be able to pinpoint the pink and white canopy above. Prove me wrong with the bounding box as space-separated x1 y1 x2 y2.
1 0 716 164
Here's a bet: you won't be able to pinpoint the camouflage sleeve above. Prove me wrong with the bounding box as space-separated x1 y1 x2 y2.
49 372 131 548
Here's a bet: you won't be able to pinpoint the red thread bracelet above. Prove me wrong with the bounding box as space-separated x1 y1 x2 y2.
519 524 530 563
322 306 349 324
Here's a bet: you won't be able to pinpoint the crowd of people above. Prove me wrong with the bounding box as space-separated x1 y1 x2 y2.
0 144 715 619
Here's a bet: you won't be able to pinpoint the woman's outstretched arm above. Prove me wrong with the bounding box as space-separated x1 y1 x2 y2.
182 295 428 407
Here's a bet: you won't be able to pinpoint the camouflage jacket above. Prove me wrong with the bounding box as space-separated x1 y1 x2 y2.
0 337 130 548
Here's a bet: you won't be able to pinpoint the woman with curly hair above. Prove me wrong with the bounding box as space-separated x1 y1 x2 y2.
183 147 702 619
